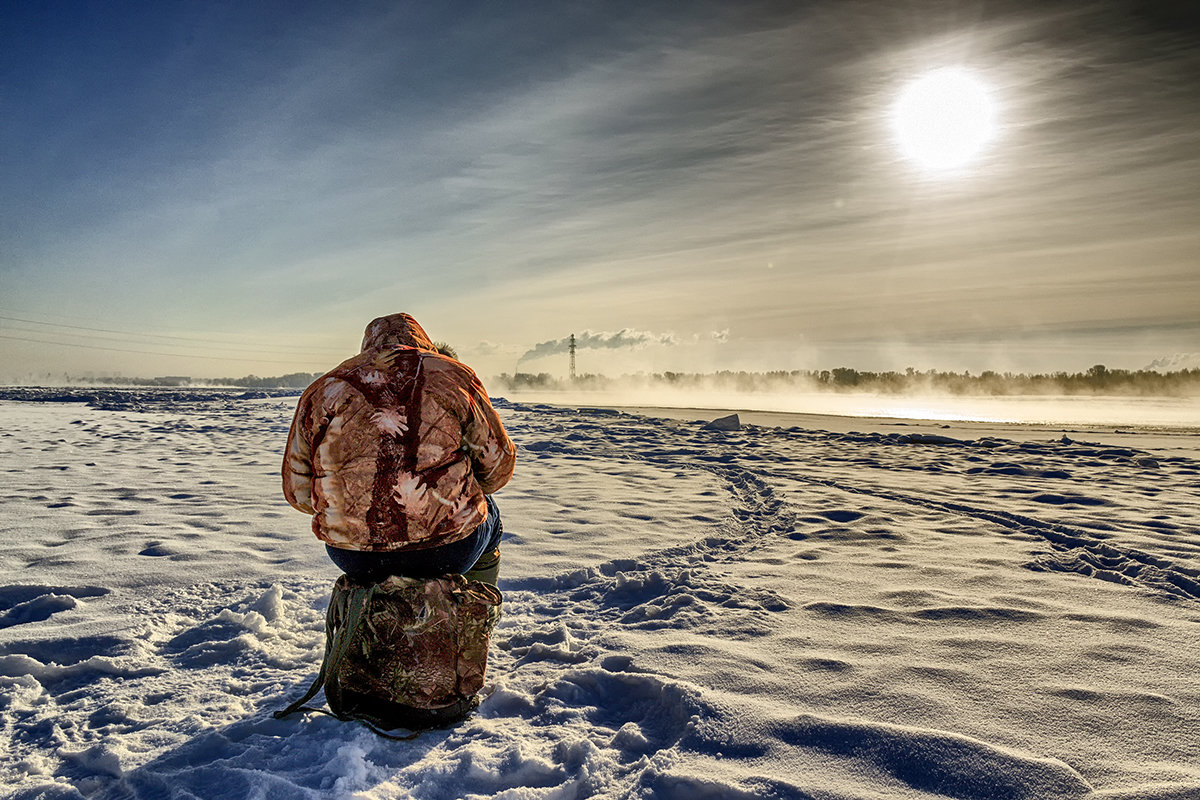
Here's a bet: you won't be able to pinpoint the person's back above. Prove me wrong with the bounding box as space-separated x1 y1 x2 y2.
283 313 516 580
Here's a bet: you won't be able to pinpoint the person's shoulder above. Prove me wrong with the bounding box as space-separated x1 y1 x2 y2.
300 354 373 404
421 352 494 396
421 351 479 380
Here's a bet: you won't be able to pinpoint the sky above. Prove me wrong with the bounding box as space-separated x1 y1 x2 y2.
2 0 1198 382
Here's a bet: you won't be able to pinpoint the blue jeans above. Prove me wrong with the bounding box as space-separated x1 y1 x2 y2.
326 495 502 582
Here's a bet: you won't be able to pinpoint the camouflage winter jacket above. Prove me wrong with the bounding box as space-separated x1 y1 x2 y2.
282 314 516 551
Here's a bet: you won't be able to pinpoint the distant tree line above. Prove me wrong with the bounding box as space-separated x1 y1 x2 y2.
495 366 1200 397
58 373 321 389
76 375 196 387
45 343 464 390
496 372 610 391
35 364 1200 396
209 372 320 388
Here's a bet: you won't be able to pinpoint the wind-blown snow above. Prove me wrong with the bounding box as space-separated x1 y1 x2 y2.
0 391 1197 799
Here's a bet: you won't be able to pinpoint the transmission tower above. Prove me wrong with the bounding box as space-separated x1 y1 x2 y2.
568 333 576 381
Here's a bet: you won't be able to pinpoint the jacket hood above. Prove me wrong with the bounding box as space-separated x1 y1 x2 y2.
361 313 437 353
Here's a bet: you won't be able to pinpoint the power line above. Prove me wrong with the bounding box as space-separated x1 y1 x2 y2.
0 326 345 359
0 325 343 360
0 333 327 365
0 313 347 353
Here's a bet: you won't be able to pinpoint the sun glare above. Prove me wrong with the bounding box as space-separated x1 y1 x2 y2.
892 68 997 172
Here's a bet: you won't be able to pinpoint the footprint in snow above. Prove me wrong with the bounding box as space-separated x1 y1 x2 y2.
0 584 110 629
819 510 866 523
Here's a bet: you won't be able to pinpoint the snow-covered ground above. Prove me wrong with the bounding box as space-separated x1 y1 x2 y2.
1 391 1198 799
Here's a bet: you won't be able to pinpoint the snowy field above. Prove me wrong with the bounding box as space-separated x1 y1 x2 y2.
1 390 1198 799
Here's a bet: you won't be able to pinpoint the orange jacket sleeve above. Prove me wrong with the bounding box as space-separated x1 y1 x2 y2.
281 384 318 514
461 378 516 495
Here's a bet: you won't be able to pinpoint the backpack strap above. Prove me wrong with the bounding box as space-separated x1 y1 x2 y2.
273 583 376 722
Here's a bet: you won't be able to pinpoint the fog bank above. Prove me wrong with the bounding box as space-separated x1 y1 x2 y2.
504 388 1200 429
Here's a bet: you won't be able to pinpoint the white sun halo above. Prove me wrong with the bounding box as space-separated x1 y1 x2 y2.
892 68 997 172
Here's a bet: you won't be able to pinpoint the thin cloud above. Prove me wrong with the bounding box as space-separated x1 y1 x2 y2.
2 2 1197 379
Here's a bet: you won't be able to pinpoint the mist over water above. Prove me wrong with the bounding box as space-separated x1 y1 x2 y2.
506 389 1200 429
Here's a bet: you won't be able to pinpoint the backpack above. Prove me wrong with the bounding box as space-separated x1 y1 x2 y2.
275 573 502 738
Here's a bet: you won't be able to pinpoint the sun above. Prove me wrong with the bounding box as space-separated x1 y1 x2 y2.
892 68 997 172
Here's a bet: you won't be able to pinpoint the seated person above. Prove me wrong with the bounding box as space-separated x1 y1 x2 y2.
282 313 516 585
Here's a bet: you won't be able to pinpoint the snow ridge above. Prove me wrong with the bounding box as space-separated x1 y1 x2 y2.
0 395 1197 798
